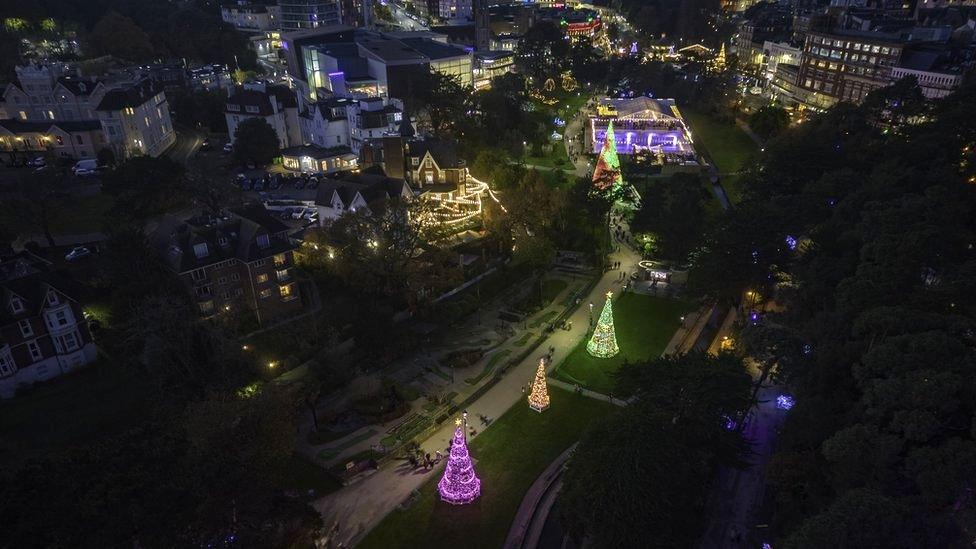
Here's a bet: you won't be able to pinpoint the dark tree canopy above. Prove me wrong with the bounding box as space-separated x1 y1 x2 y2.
233 117 281 166
560 352 752 546
690 80 976 545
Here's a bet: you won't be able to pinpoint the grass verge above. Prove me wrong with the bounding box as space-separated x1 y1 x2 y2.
359 386 616 549
554 293 692 394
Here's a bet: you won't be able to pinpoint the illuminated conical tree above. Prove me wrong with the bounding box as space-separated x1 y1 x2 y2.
592 120 624 193
437 419 482 505
528 357 550 412
587 291 619 358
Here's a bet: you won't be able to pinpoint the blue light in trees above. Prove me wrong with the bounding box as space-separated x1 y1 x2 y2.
776 394 795 410
785 235 797 250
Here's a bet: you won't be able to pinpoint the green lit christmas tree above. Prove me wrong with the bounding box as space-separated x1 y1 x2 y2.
587 291 619 358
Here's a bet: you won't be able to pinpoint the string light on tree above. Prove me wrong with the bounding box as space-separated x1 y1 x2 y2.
587 291 619 358
528 357 550 412
437 418 482 505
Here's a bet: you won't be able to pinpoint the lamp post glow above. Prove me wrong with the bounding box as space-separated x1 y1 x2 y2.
437 418 482 505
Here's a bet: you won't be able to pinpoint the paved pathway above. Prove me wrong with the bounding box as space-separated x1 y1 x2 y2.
313 221 642 547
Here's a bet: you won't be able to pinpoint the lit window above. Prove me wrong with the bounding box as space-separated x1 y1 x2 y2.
256 274 269 284
259 288 273 299
18 319 33 338
279 284 292 298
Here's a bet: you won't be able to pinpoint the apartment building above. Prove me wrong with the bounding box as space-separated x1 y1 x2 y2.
221 1 281 31
797 30 906 105
95 79 177 159
152 206 305 325
225 82 302 148
279 0 343 30
0 253 97 399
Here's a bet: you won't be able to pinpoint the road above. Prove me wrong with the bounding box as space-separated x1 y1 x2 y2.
388 1 428 30
165 126 206 165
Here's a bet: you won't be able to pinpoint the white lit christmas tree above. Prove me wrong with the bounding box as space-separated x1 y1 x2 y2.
528 357 550 412
437 419 482 505
586 291 619 358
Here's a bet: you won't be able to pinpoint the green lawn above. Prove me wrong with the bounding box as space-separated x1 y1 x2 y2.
682 108 758 176
0 358 151 469
554 293 693 394
360 387 617 549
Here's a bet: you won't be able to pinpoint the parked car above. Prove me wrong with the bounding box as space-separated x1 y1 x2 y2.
222 143 233 154
293 178 306 190
240 178 253 191
26 157 46 168
200 139 212 151
74 168 97 177
65 246 92 262
72 159 97 175
269 175 282 190
253 179 265 192
307 177 319 189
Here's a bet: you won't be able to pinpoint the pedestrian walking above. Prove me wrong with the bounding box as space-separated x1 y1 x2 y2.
521 384 526 394
608 392 614 403
435 450 443 462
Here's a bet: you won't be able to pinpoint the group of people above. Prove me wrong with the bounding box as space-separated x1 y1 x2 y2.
407 449 442 471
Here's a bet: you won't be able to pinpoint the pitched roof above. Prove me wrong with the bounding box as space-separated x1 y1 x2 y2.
0 271 83 324
95 79 163 111
151 206 295 273
406 138 464 169
56 76 102 96
315 173 408 208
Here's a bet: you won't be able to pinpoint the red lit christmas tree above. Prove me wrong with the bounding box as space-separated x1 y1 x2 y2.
592 120 624 194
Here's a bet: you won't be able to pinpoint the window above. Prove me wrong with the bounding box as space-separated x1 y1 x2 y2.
47 291 59 306
75 134 83 145
256 234 271 249
252 259 267 267
60 332 79 352
52 310 68 327
18 319 33 338
230 272 240 281
273 254 286 267
218 236 228 246
218 276 227 284
190 269 206 282
259 288 273 299
28 341 43 361
10 297 24 314
234 288 244 297
276 269 290 281
256 273 269 284
199 300 215 314
0 349 15 376
195 285 213 298
193 243 209 258
279 284 293 298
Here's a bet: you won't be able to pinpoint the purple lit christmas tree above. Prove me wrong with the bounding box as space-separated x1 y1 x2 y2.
437 419 482 505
